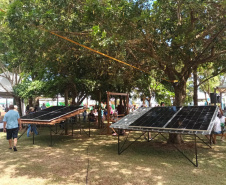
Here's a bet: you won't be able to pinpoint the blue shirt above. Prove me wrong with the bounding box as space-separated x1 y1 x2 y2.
3 110 20 129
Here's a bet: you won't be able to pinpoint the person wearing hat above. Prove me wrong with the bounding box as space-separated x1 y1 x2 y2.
3 105 21 151
27 107 38 137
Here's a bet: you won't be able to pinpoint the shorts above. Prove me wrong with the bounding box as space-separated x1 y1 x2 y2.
6 127 19 140
213 131 222 135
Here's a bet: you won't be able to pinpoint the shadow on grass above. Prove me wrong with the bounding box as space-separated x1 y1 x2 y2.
1 127 226 185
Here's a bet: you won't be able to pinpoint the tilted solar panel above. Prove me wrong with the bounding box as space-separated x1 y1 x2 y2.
110 107 152 129
21 106 83 121
40 106 65 112
21 106 65 120
129 106 181 128
111 106 218 135
33 106 83 121
165 106 217 131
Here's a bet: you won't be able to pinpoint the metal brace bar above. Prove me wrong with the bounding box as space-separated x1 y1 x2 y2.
159 133 198 167
18 126 28 140
118 130 146 155
144 132 159 142
196 135 212 148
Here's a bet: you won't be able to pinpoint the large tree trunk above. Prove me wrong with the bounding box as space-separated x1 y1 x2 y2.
28 97 33 107
14 96 22 116
71 93 76 105
168 81 187 144
142 97 145 106
173 82 187 106
65 89 69 106
193 66 198 106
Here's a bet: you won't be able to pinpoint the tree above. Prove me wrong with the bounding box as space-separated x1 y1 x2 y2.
193 63 224 105
85 0 226 143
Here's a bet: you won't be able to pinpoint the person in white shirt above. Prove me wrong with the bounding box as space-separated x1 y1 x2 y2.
212 113 225 144
213 116 221 134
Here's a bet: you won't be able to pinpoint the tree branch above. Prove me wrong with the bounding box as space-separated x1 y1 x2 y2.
198 68 226 87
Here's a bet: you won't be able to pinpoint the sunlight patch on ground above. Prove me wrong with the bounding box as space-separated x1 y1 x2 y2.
120 168 132 175
161 162 172 167
0 176 49 185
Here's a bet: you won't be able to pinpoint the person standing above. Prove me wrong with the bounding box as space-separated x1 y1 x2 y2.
83 110 87 122
3 105 21 151
27 107 38 137
41 103 46 110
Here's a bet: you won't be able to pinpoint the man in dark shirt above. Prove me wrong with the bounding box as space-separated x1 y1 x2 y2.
88 110 96 122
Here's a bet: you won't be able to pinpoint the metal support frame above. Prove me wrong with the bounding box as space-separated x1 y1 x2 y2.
18 126 28 140
78 121 90 137
117 129 212 167
19 116 91 146
118 130 146 155
18 126 36 145
159 133 198 167
144 132 159 142
48 119 91 146
48 124 65 146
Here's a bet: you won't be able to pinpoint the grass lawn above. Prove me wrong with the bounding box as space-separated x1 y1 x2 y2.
0 123 226 185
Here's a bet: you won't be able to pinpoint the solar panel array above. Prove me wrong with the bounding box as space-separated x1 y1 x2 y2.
111 106 218 135
21 106 83 122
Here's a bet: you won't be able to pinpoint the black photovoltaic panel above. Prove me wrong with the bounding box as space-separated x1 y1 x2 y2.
165 106 216 131
34 106 82 121
40 106 65 112
21 106 83 121
21 106 65 120
129 106 181 128
112 106 218 135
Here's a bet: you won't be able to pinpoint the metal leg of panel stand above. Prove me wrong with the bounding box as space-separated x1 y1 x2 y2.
118 130 120 155
159 133 198 167
56 124 57 133
196 135 212 148
18 126 28 140
144 132 159 142
118 130 146 155
33 130 35 145
195 135 198 167
72 121 74 136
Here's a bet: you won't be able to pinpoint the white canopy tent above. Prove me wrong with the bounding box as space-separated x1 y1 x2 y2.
0 71 19 98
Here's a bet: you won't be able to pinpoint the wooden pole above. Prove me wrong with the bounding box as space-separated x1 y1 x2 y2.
107 91 110 135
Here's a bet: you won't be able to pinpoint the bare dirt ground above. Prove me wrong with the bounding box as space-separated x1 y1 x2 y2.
0 126 226 185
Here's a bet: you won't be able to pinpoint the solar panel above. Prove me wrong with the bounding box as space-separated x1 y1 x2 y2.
110 107 152 129
21 106 65 120
129 106 181 128
165 106 217 131
111 106 218 135
21 106 83 122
